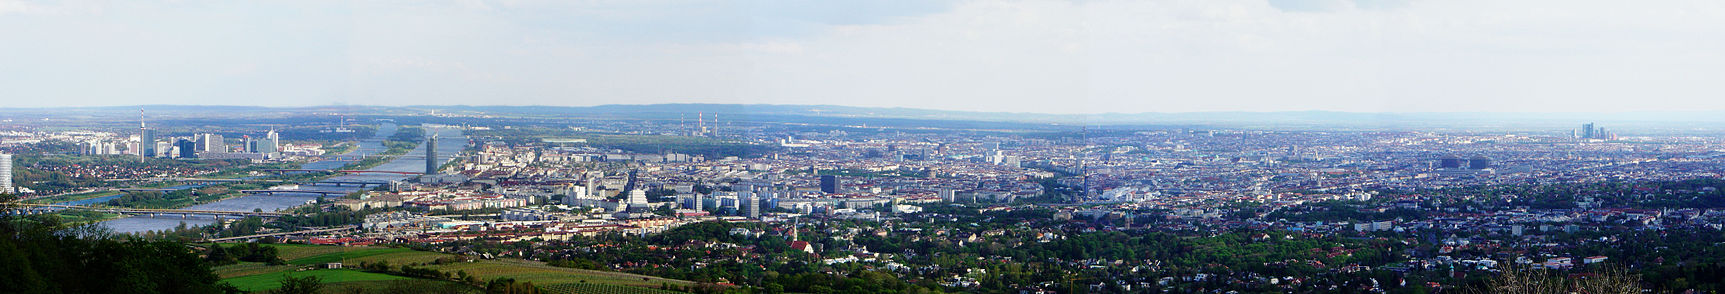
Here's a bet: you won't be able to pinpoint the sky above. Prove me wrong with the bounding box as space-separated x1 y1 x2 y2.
3 0 1725 114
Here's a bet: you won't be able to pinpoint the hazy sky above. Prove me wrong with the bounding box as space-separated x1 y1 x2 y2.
3 0 1725 114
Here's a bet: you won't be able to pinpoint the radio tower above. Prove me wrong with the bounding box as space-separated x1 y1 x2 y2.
138 109 147 162
1078 125 1091 202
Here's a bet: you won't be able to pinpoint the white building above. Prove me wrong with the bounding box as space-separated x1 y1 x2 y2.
0 153 11 194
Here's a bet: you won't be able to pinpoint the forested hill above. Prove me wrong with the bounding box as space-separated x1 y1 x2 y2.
0 202 236 293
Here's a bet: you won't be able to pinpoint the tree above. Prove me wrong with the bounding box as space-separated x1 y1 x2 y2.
206 244 235 265
273 275 324 294
0 214 239 294
484 278 542 294
1469 266 1641 294
458 270 482 286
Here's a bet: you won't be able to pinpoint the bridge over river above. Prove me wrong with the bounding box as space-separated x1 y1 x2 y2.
92 123 464 234
204 225 360 243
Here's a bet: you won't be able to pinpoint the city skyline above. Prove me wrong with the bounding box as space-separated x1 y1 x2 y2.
6 0 1725 114
3 104 1721 292
8 1 1723 293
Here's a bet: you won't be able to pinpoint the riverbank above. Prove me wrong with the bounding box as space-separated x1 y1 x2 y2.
95 123 466 234
35 141 367 225
336 141 420 171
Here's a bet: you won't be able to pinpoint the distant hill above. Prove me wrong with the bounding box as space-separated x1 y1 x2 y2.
408 104 1725 131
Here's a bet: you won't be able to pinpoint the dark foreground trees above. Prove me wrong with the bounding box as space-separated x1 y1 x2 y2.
1467 266 1641 294
0 212 238 294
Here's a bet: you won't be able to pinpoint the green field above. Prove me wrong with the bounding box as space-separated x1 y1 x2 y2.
431 258 688 289
272 243 361 260
288 247 427 265
220 244 697 293
214 262 300 279
221 269 409 292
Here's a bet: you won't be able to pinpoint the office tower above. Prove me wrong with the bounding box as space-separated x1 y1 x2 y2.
1439 155 1463 169
745 194 760 218
197 133 225 153
1581 123 1595 139
0 153 12 194
177 139 197 158
424 135 438 174
820 175 840 194
1468 156 1493 170
140 129 155 157
242 135 255 153
155 141 172 158
212 134 226 152
262 130 280 158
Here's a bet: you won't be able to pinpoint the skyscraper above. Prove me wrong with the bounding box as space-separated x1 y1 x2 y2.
1439 155 1464 169
177 139 197 158
140 129 155 157
197 133 225 153
820 175 841 194
1468 156 1493 170
0 153 12 194
745 194 760 218
261 130 280 158
155 141 172 158
424 134 438 174
1577 123 1615 140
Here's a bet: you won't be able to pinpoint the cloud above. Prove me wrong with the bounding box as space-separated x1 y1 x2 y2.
4 0 1725 114
1266 0 1352 12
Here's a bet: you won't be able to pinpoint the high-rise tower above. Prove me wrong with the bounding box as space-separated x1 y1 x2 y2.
820 175 841 194
424 134 438 175
261 130 280 159
0 153 12 194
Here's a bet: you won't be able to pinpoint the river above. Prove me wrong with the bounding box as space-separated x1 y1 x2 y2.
95 123 466 234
